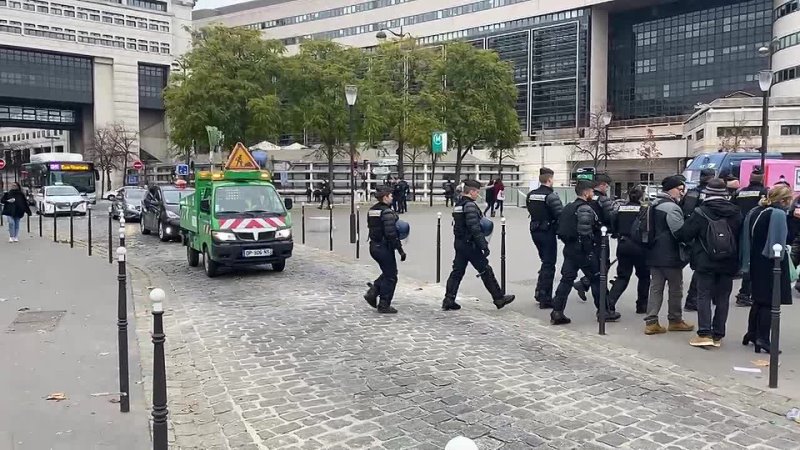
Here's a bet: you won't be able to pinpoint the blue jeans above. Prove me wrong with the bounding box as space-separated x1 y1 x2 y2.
5 216 20 238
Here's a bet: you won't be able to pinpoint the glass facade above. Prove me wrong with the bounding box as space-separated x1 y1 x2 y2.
0 105 77 125
0 46 92 104
138 64 168 110
609 0 772 121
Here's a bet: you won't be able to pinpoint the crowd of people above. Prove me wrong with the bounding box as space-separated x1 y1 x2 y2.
527 166 794 351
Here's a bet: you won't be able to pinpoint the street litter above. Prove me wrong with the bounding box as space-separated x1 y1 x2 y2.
46 393 67 401
733 367 761 374
787 408 800 423
97 352 110 357
90 392 122 397
752 360 770 367
17 307 29 311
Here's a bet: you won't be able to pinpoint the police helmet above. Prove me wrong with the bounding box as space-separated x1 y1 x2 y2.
396 220 410 241
480 217 494 238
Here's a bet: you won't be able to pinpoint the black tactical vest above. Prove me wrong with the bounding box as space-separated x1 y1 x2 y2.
734 185 766 215
367 203 390 242
527 186 554 230
615 202 641 237
452 197 474 240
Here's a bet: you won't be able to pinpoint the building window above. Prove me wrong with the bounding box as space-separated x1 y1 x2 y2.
775 0 799 20
696 130 704 140
717 126 762 137
127 0 166 12
781 125 800 135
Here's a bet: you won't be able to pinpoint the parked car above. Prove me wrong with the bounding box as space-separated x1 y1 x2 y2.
112 187 146 221
141 184 194 241
37 185 88 216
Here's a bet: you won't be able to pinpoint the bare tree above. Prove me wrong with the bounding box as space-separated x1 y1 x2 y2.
403 145 426 199
571 111 626 169
109 122 139 173
718 115 757 152
85 126 123 191
638 128 662 181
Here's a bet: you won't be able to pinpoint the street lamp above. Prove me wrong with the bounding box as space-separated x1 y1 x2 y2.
600 111 613 171
345 84 358 244
376 27 412 180
375 27 410 41
758 68 773 170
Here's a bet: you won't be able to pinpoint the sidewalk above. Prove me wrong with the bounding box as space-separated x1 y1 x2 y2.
0 233 150 450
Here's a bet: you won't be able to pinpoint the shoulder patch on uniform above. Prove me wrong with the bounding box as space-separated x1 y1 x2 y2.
618 205 641 212
738 191 761 198
368 210 381 217
592 195 599 201
453 206 463 213
528 194 547 201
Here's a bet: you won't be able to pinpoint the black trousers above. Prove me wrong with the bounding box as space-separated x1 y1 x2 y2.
445 241 503 300
608 246 650 311
737 273 751 298
369 242 397 306
398 195 407 213
746 303 772 345
695 272 733 339
553 246 601 313
319 194 331 208
531 229 557 304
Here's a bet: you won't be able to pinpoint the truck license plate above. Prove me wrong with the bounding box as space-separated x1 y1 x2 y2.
243 248 273 258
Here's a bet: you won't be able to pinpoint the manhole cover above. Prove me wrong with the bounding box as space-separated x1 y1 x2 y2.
7 310 66 333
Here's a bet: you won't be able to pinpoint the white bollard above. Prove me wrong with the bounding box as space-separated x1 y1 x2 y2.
445 436 478 450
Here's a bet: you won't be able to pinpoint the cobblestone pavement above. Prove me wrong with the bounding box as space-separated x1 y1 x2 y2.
77 222 800 450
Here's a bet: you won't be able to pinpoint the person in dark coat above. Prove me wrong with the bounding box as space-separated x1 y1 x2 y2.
1 182 32 242
607 185 649 314
573 173 614 301
731 167 769 307
318 180 332 209
483 179 496 216
675 179 742 347
741 185 794 353
526 168 563 309
681 168 715 311
364 186 406 314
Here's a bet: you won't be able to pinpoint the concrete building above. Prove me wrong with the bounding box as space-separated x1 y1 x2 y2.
194 0 800 190
0 0 194 184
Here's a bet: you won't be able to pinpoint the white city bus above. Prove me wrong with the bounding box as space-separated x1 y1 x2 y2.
20 153 99 205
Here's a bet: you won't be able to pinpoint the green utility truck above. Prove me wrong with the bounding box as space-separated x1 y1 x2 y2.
180 143 294 277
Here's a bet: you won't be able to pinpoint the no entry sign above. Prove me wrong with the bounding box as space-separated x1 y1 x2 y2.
0 159 5 170
132 160 144 171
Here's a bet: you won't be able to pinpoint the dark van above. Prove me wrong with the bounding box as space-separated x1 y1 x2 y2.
683 152 782 188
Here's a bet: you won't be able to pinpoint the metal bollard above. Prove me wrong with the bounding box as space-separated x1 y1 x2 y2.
769 244 783 389
38 208 42 237
598 226 609 336
26 211 30 234
436 212 442 284
501 217 507 294
53 208 57 243
87 205 93 256
301 202 306 245
329 205 333 252
356 205 360 260
108 207 113 264
1 212 3 226
116 247 130 412
119 217 126 248
69 204 74 248
149 288 169 450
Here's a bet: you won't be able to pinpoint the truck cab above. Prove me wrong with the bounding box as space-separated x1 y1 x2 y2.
180 144 294 277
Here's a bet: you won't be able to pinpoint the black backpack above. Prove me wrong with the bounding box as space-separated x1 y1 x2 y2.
694 208 736 260
630 203 655 248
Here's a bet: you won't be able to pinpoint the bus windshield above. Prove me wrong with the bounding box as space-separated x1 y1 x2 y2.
214 185 284 216
49 171 95 193
683 154 726 183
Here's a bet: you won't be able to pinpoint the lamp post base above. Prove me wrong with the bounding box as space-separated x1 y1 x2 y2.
349 213 356 244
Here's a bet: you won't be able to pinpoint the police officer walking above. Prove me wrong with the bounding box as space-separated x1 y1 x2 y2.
608 186 650 314
526 167 563 309
364 187 407 314
442 180 515 311
730 167 768 307
551 180 605 325
573 173 614 301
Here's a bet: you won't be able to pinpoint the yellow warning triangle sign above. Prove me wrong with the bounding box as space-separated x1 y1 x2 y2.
224 142 260 170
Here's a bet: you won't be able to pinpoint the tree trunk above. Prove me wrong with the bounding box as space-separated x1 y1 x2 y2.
498 153 504 176
454 145 464 182
327 147 334 200
396 137 405 180
411 159 416 201
101 170 106 194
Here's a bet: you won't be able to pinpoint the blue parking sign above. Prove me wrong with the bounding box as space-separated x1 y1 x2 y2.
176 164 189 176
126 174 139 186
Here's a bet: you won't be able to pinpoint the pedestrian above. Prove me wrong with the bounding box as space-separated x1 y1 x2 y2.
318 180 331 209
444 180 455 207
398 178 409 213
442 179 515 311
681 168 715 312
550 180 605 325
724 174 740 196
483 179 496 216
731 167 769 307
363 186 407 314
675 179 742 347
1 182 32 243
789 195 800 293
305 185 313 203
493 177 505 217
644 175 694 335
573 173 614 301
526 167 563 309
608 185 650 315
741 185 793 353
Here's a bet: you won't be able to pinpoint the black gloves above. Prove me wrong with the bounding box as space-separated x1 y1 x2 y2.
399 249 407 262
481 247 490 257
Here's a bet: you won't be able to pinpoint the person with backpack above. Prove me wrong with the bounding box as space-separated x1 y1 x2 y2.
573 173 615 301
526 168 563 309
608 186 650 315
730 167 769 307
675 179 742 347
551 180 606 325
644 175 694 335
1 182 32 242
680 168 714 311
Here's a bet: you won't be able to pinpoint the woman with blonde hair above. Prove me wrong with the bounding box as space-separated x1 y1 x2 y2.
740 185 794 353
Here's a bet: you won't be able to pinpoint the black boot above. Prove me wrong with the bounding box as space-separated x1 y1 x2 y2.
480 267 515 309
536 290 554 309
550 311 571 325
364 282 378 308
735 293 752 307
377 298 397 314
572 280 588 301
442 295 461 311
597 310 621 322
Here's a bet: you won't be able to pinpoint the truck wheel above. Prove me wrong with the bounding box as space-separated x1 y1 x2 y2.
203 246 219 277
271 260 286 272
187 244 200 267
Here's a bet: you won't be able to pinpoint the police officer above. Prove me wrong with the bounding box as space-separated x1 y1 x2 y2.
730 167 768 307
573 173 614 301
442 179 515 311
608 186 649 315
363 186 406 314
526 167 563 309
551 180 604 325
681 168 715 311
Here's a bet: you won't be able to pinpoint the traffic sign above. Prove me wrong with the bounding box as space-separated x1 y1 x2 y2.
132 160 144 171
372 167 390 175
126 174 139 186
432 131 448 154
0 158 5 170
225 142 260 170
175 164 189 176
378 158 397 167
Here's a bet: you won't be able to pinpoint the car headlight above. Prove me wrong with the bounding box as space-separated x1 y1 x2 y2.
212 231 237 241
166 210 179 219
276 229 292 239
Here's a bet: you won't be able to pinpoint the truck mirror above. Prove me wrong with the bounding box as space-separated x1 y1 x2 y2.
284 198 293 210
200 199 211 213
